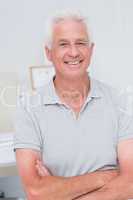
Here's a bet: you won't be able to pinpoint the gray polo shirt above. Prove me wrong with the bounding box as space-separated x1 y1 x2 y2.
14 77 133 177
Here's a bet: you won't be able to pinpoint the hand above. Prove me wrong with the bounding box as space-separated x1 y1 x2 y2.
35 159 52 177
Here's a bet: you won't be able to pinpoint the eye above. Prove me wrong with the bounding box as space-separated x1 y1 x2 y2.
76 41 89 46
59 43 68 47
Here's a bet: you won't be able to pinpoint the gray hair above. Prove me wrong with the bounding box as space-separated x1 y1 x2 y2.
44 10 93 48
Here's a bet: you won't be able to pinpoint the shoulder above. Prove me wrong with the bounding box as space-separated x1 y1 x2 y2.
92 78 119 100
16 88 47 122
94 79 131 118
92 78 128 112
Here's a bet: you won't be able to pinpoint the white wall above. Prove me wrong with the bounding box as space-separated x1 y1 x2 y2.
0 0 133 131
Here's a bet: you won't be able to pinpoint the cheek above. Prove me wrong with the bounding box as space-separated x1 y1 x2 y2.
84 51 92 61
52 50 66 61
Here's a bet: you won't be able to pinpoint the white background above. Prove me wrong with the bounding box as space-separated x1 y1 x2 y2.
0 0 133 131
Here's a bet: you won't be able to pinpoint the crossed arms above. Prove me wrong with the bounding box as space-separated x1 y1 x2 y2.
16 139 133 200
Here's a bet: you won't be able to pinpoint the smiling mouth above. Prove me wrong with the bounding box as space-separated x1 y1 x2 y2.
64 60 83 65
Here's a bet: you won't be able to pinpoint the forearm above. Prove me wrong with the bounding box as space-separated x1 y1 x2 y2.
28 170 117 200
75 174 133 200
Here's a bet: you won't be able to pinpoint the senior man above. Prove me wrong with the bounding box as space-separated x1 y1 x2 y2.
14 11 133 200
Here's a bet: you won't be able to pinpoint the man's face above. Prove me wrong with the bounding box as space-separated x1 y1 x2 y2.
45 19 94 80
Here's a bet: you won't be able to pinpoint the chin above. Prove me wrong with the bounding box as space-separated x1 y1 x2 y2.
63 71 87 80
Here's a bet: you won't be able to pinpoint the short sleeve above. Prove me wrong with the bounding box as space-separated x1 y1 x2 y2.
117 92 133 141
14 105 43 152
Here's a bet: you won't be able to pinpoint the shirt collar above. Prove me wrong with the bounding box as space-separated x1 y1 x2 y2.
40 76 60 105
87 78 103 100
41 76 102 105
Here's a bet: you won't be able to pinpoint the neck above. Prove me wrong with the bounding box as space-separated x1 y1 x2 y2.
53 73 90 108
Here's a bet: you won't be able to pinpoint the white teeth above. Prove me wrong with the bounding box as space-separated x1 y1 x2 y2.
67 61 80 65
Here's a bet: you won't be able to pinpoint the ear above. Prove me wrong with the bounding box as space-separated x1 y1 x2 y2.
45 46 52 62
90 42 94 55
89 43 95 59
87 42 95 69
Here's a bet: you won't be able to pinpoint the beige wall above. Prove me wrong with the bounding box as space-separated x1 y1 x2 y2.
0 72 18 132
0 165 18 177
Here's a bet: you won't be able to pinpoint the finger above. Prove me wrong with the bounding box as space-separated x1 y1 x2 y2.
36 162 50 176
37 160 50 174
36 159 52 175
35 164 46 176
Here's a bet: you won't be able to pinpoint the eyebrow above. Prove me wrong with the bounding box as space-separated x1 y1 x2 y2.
58 39 89 43
76 39 89 43
58 39 69 43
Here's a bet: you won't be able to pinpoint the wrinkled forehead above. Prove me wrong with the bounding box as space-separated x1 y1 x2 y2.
52 19 90 42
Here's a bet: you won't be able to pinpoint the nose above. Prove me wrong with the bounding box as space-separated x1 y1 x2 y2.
68 45 80 58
